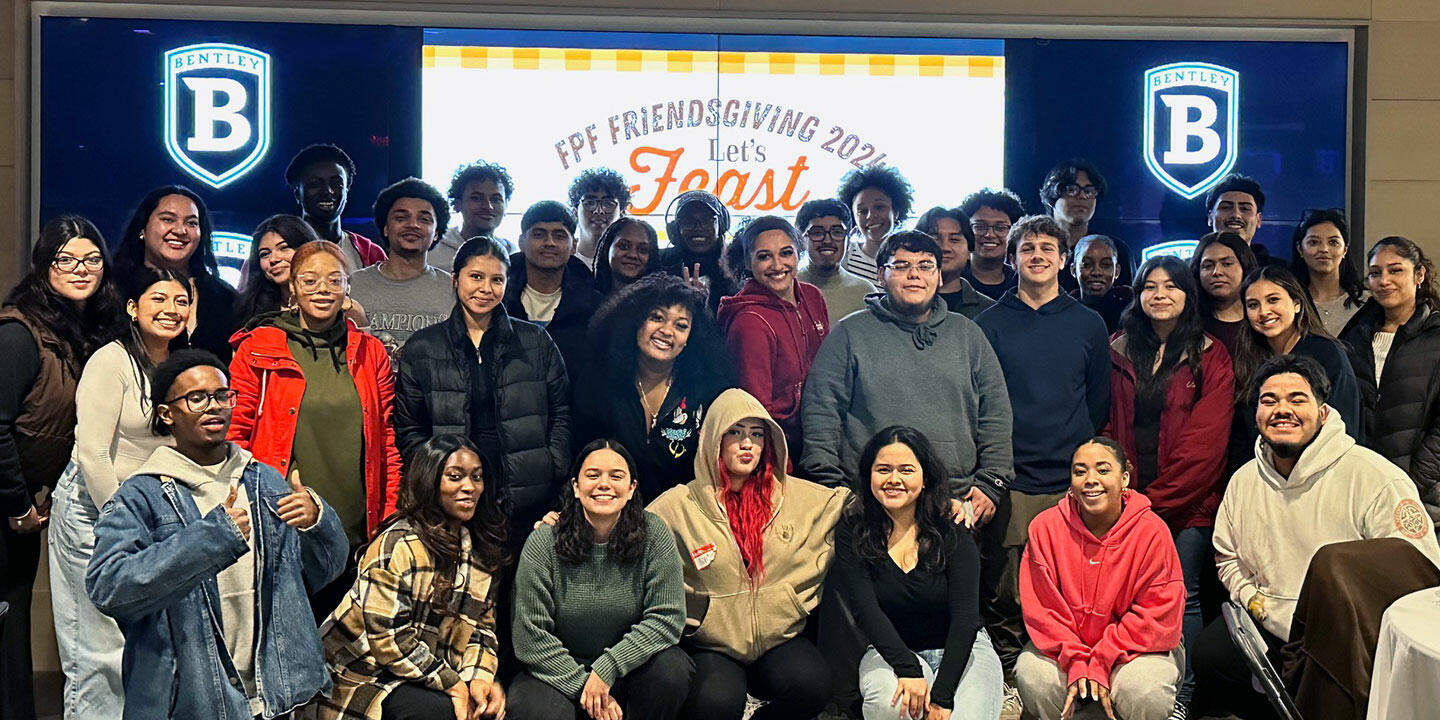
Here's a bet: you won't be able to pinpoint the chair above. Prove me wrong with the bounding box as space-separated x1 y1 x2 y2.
1221 600 1303 720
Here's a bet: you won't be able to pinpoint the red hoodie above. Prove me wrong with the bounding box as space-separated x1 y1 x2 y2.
716 279 829 454
1020 490 1184 688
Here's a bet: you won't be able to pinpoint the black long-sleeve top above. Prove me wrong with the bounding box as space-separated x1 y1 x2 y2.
0 322 39 517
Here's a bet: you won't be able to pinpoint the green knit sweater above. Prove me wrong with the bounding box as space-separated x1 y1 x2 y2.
512 511 685 697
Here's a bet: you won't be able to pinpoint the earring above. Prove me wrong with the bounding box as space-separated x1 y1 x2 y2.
342 298 354 312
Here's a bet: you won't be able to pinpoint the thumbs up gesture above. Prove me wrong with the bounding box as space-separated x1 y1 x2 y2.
277 467 320 530
224 485 251 541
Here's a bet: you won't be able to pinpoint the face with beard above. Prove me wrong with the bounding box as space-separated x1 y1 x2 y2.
1256 371 1329 459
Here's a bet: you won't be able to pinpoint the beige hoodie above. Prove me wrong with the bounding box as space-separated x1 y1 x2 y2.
647 388 851 662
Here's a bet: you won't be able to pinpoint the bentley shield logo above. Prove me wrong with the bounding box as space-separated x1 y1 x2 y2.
1144 62 1238 199
164 43 271 189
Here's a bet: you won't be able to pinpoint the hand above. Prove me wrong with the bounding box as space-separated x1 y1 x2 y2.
277 468 320 529
581 671 621 720
891 676 928 720
533 511 560 530
926 703 951 720
1248 592 1268 622
680 263 708 294
446 679 471 720
1061 679 1082 720
469 678 506 720
1094 681 1115 720
224 486 250 540
966 488 996 526
8 505 46 533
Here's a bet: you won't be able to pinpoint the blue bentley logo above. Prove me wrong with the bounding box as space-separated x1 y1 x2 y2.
164 43 271 188
1143 62 1239 199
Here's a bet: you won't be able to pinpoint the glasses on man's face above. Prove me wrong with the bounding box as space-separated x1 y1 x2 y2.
883 261 939 276
295 275 347 294
52 254 104 273
1063 184 1099 200
804 227 850 242
581 198 620 213
164 388 239 414
970 222 1011 237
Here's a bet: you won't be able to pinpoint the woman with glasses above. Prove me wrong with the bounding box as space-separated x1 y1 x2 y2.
718 216 829 458
0 216 122 720
49 267 191 718
592 217 662 299
227 241 403 619
1290 209 1367 337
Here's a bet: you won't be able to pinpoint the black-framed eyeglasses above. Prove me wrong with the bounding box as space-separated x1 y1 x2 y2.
970 222 1011 237
52 254 105 273
163 389 239 413
581 198 620 213
804 227 850 241
1062 184 1099 199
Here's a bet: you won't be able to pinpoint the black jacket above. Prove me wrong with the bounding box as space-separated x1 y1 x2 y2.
658 245 736 315
502 254 601 385
394 304 570 530
1340 300 1440 521
194 272 238 362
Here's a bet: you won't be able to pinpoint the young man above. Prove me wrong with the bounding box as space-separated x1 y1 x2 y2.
835 166 914 281
658 190 735 313
1039 159 1133 288
87 349 347 720
915 205 993 319
567 167 630 271
434 160 515 270
1070 234 1133 334
1204 173 1276 265
502 200 602 383
348 178 455 356
974 215 1112 689
1194 355 1440 720
959 189 1024 301
285 143 386 269
794 198 874 323
801 230 1014 525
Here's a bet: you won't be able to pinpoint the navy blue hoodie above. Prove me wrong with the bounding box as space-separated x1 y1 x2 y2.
975 290 1111 494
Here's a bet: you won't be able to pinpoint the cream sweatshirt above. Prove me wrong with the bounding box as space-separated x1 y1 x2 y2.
72 341 174 506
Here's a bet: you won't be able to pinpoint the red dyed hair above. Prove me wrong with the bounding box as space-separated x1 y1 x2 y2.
717 433 776 582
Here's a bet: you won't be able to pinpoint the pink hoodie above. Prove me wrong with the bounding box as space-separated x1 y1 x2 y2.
1020 490 1184 688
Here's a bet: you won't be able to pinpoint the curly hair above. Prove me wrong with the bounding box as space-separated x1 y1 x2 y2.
6 215 125 365
567 167 633 209
372 177 451 246
723 215 804 284
148 349 228 436
1290 208 1364 310
587 273 734 388
795 198 852 233
593 217 661 295
837 165 915 223
447 160 514 209
958 188 1025 224
848 426 954 574
555 439 649 565
1039 158 1108 211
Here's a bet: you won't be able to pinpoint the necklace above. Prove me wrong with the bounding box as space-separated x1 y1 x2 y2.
637 374 673 430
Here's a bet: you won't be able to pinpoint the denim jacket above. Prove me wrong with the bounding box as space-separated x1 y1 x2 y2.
86 450 348 719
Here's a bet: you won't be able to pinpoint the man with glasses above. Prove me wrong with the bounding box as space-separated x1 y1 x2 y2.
795 198 874 322
1039 159 1135 288
349 178 456 355
960 189 1025 301
568 167 631 271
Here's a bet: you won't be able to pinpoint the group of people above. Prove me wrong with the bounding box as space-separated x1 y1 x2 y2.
0 143 1437 720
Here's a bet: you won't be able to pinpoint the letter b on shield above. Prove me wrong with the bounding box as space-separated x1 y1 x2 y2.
1144 62 1238 199
164 43 271 189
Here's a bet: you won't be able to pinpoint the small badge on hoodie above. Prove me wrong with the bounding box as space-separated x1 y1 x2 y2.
1394 499 1429 539
690 543 717 570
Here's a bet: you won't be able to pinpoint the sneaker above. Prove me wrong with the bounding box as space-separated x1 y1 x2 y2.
1168 702 1189 720
1002 683 1023 716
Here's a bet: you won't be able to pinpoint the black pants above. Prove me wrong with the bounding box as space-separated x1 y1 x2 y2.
507 645 694 720
1191 615 1282 720
978 491 1019 675
683 637 832 720
381 682 452 720
308 550 360 625
0 525 39 720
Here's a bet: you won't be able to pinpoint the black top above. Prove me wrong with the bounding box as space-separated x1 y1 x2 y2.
959 265 1018 301
466 329 504 479
1073 285 1133 336
658 245 736 314
192 273 239 362
0 323 40 517
833 516 982 709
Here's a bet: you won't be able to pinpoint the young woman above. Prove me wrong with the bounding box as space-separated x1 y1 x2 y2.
49 267 190 717
233 214 318 323
115 185 238 360
1234 266 1361 440
574 273 734 500
1189 231 1259 354
1290 209 1366 337
593 217 662 298
510 439 691 720
1339 236 1440 522
648 388 851 720
0 215 121 720
1106 255 1233 713
718 215 829 458
394 237 570 541
301 434 507 720
834 426 1003 720
227 241 402 618
1016 438 1185 720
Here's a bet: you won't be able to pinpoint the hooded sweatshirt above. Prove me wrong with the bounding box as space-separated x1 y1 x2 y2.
1020 490 1184 688
647 388 851 663
131 443 260 699
717 278 830 456
1215 412 1440 639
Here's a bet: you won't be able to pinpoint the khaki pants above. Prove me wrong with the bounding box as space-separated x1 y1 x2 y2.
1015 644 1181 720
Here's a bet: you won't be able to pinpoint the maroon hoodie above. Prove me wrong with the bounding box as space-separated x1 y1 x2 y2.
717 279 830 455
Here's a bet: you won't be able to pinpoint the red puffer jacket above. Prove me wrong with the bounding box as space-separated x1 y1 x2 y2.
227 319 402 535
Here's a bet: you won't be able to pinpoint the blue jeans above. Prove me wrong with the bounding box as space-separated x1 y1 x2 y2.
858 629 1003 719
1173 526 1213 707
47 462 125 718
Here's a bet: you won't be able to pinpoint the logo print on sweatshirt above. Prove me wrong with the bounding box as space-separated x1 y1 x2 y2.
1144 62 1239 199
1394 499 1429 540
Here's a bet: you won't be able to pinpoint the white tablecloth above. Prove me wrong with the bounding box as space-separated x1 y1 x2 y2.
1368 587 1440 719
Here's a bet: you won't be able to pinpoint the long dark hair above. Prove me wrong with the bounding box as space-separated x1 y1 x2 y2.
555 439 649 564
1233 266 1330 403
722 215 804 284
587 273 734 389
115 185 219 279
593 217 661 295
849 426 953 574
4 215 124 364
392 435 509 611
1290 209 1364 310
120 267 192 403
1190 231 1258 317
1121 256 1208 408
234 214 319 323
1369 236 1440 312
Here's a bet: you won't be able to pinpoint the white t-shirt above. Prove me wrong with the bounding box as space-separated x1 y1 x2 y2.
1374 331 1397 381
521 285 563 327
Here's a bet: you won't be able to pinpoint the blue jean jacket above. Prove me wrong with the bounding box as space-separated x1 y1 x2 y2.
86 459 348 720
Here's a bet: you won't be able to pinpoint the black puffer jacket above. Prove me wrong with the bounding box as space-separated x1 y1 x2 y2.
502 253 602 386
394 304 570 531
1339 300 1440 521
